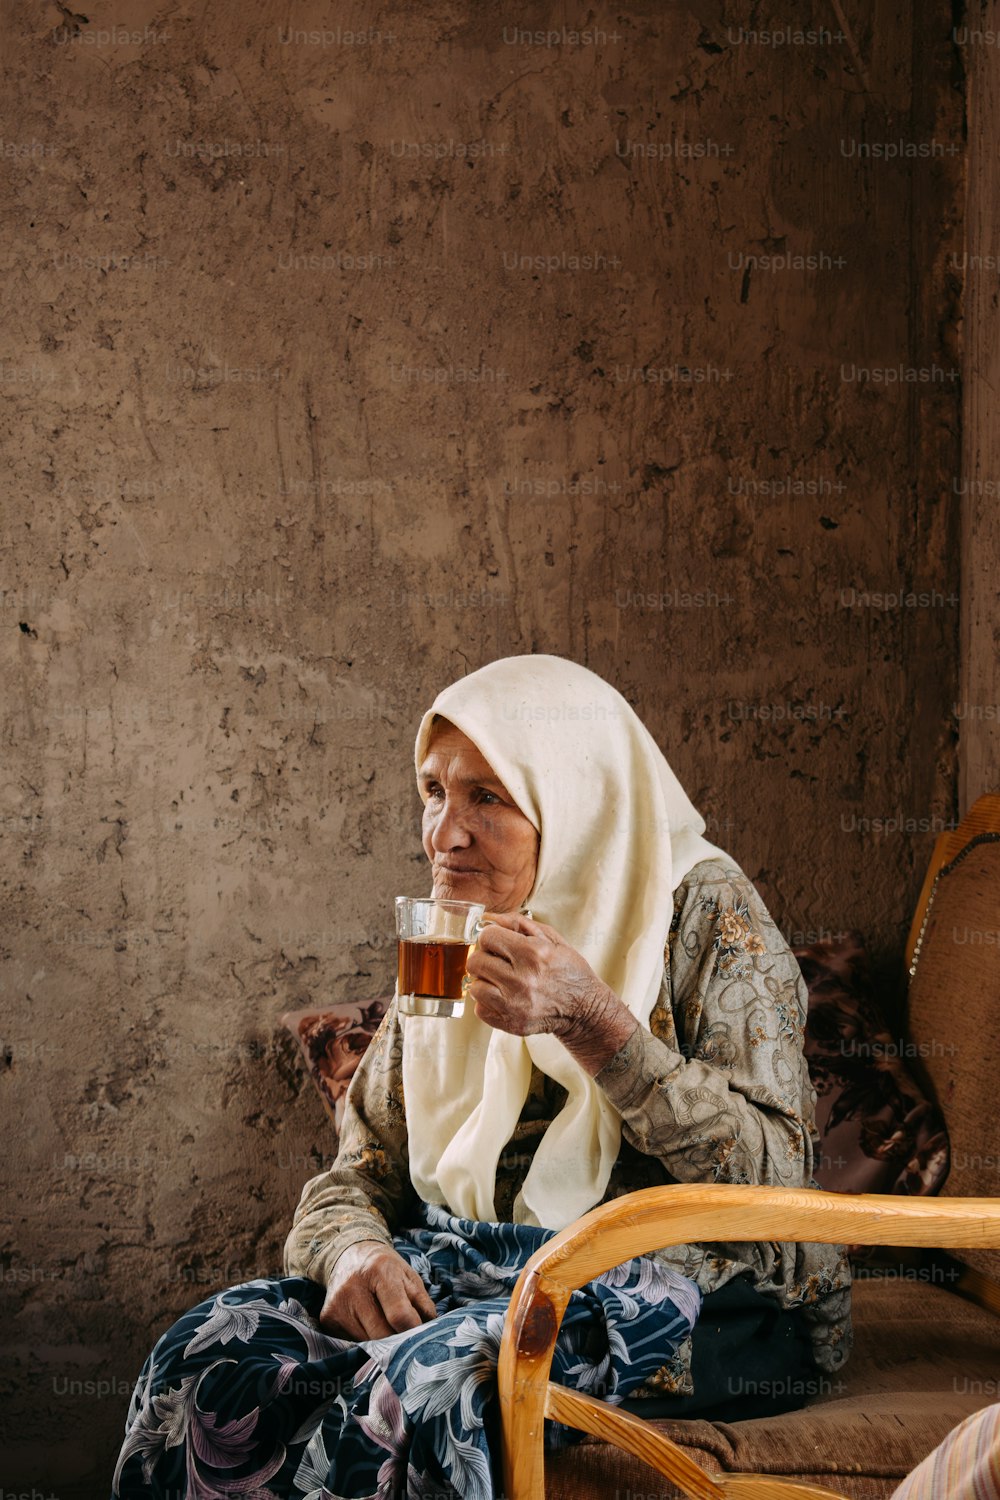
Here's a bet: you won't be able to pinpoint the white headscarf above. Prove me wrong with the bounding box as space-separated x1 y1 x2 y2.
400 654 729 1231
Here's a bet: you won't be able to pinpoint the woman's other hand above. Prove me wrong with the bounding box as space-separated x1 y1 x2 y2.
466 911 638 1073
318 1239 437 1339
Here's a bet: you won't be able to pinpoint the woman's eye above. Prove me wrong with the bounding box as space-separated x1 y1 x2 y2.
424 784 500 807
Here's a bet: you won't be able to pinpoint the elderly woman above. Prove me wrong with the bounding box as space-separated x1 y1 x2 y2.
112 654 851 1500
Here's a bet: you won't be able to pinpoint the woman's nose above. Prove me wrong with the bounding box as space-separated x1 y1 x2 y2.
429 796 474 849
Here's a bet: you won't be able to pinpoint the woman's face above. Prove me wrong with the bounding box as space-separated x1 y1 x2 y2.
418 721 539 913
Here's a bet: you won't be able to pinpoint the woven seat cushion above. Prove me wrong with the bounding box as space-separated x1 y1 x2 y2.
546 1278 1000 1499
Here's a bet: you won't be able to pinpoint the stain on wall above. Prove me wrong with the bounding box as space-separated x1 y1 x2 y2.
0 1 963 1489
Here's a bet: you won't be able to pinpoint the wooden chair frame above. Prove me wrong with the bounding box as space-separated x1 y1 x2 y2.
498 1187 1000 1499
498 794 1000 1500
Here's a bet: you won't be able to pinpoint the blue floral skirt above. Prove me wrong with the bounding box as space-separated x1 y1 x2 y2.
110 1203 701 1500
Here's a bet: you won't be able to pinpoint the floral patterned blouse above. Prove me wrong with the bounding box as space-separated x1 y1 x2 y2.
283 858 853 1392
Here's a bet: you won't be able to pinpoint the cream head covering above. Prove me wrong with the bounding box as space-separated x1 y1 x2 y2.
400 653 729 1231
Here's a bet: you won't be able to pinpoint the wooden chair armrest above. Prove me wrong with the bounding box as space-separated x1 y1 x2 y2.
498 1184 1000 1500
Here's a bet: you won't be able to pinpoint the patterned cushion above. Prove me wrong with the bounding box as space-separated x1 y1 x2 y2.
889 1402 1000 1500
793 932 949 1197
282 999 389 1132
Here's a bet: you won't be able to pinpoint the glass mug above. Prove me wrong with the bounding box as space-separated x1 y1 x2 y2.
395 897 486 1019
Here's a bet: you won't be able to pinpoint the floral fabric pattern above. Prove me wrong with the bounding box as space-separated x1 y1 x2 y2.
699 893 768 975
111 1203 700 1500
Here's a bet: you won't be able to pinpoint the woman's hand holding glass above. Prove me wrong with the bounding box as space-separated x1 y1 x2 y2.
466 911 638 1074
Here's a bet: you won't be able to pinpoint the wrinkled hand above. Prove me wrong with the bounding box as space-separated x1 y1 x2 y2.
466 912 636 1070
318 1240 436 1340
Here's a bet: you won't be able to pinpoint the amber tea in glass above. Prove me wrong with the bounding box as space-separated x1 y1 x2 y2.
395 897 485 1018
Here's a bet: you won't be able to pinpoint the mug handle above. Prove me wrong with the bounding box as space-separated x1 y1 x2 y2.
472 906 533 939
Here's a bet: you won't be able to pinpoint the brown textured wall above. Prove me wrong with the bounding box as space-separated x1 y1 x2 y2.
1 2 964 1491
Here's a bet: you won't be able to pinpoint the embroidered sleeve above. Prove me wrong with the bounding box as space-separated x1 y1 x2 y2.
594 860 817 1187
282 1000 417 1285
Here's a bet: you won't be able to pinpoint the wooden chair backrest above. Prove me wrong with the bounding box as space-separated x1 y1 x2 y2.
905 793 1000 971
